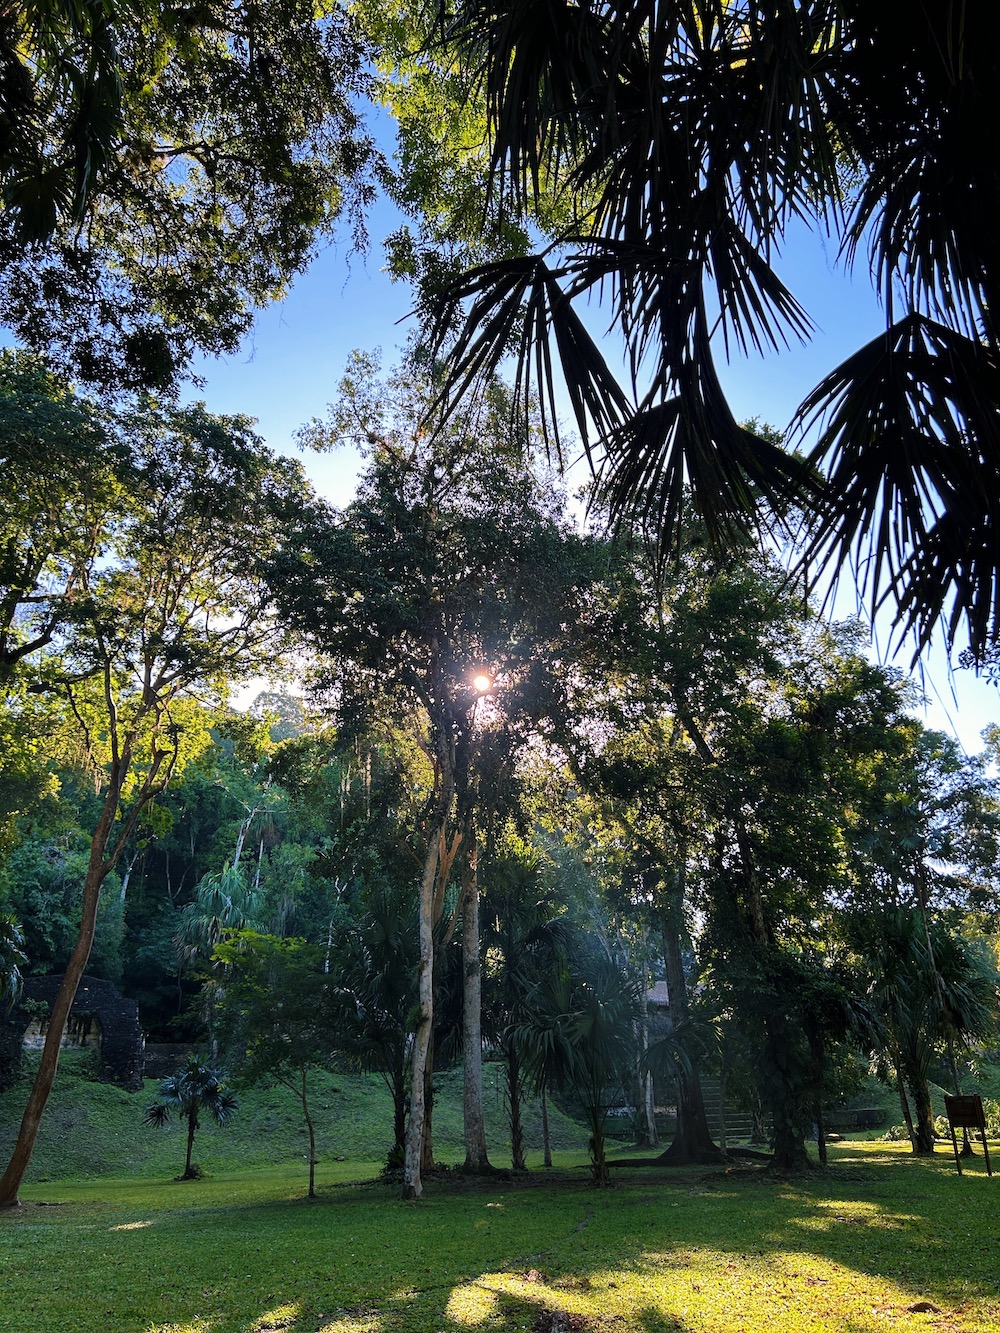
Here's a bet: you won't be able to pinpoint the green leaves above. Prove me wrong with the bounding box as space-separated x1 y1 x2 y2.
0 912 26 1009
0 0 380 389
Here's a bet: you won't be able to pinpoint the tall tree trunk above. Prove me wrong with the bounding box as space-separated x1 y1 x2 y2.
0 767 125 1207
643 1071 658 1148
636 953 658 1147
749 1090 768 1146
653 892 722 1165
895 1066 917 1150
299 1067 317 1197
507 1039 526 1170
765 1015 813 1171
184 1111 198 1178
904 1060 937 1154
633 1006 657 1147
461 821 491 1173
404 830 440 1199
541 1079 553 1168
586 1096 610 1187
807 1024 827 1166
421 1029 436 1174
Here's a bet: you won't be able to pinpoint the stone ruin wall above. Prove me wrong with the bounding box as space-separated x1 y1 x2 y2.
0 974 145 1092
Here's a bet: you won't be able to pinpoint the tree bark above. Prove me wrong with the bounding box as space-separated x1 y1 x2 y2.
541 1079 553 1168
765 1017 813 1171
643 1070 658 1148
0 769 123 1207
507 1039 526 1170
300 1065 317 1197
653 895 723 1165
184 1109 198 1178
460 820 491 1173
895 1067 917 1150
904 1060 937 1154
421 1035 436 1175
404 829 440 1199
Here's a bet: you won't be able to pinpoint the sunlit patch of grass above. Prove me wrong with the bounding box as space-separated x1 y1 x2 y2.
249 1301 304 1331
109 1218 153 1230
457 1272 595 1329
790 1197 920 1234
315 1317 381 1333
451 1249 966 1333
445 1281 502 1325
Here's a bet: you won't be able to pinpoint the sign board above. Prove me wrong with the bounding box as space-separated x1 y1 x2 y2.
943 1094 993 1177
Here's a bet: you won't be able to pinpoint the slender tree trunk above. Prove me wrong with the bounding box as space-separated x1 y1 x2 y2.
0 775 122 1207
633 1027 652 1147
184 1109 198 1178
587 1097 610 1187
232 812 252 872
895 1067 917 1150
507 1039 526 1170
541 1079 553 1168
461 822 491 1173
393 1057 407 1165
904 1061 937 1154
749 1089 768 1146
635 955 658 1148
299 1065 316 1197
421 1030 436 1175
654 893 722 1165
643 1071 658 1148
808 1026 827 1167
404 830 440 1199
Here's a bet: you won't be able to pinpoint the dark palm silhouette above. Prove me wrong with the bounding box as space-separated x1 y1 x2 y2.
429 2 1000 658
145 1059 238 1180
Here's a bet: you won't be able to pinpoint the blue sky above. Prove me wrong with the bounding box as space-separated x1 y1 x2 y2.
188 187 999 754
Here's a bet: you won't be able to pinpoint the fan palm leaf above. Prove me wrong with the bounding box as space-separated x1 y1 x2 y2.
425 0 1000 656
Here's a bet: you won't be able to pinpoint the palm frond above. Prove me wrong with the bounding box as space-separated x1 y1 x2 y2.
601 304 816 550
795 313 1000 656
430 252 634 463
444 0 613 205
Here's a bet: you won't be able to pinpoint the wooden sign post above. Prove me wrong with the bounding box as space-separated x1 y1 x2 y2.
943 1094 993 1177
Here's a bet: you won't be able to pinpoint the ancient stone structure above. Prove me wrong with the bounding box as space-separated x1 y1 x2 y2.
0 974 145 1092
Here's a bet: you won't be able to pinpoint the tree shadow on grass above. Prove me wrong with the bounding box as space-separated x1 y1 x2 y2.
12 1148 1000 1332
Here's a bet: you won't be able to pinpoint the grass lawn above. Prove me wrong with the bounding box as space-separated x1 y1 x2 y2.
3 1141 999 1333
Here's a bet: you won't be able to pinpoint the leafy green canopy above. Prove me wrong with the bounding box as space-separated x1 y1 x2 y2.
0 0 379 390
418 0 1000 659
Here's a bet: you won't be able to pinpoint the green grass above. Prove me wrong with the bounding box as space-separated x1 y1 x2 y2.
3 1143 1000 1332
5 1061 1000 1332
0 1052 588 1184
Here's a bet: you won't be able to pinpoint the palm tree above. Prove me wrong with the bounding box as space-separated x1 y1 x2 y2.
175 862 263 966
422 1 1000 660
0 914 25 1011
144 1058 238 1179
860 911 998 1155
518 954 640 1185
480 855 570 1169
